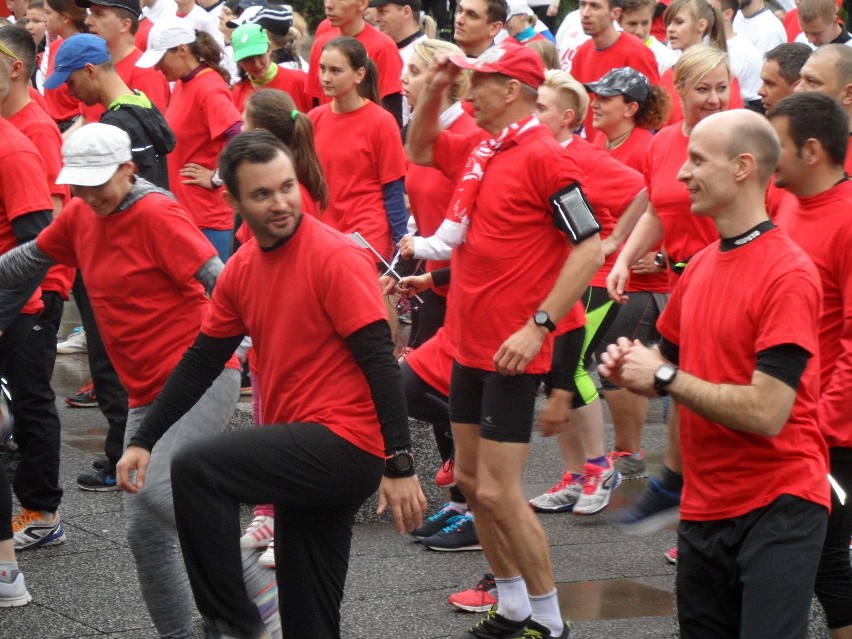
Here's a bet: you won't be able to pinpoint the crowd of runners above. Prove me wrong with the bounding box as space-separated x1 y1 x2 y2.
0 0 850 636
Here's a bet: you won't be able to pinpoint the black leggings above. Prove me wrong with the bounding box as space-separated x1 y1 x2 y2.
171 422 382 639
814 447 852 629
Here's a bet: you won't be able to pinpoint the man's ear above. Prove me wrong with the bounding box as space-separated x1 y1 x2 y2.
222 189 239 211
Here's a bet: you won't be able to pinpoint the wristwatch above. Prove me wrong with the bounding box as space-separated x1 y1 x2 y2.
384 450 415 476
533 310 556 332
654 364 678 397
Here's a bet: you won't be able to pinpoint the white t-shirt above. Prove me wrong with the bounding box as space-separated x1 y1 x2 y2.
178 4 226 48
727 33 763 101
732 8 785 54
555 10 590 72
646 35 677 75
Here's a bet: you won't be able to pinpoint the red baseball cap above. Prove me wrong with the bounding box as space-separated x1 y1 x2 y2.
449 42 545 89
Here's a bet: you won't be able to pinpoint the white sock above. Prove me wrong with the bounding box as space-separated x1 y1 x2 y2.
449 501 468 512
0 560 20 583
529 589 564 636
495 575 531 621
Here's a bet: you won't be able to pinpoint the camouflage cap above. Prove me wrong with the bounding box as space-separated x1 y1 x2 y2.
584 67 650 103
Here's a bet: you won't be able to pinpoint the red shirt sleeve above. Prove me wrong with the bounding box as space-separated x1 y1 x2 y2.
200 80 243 140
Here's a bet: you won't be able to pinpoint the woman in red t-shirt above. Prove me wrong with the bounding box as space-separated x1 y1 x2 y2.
586 66 672 475
660 0 743 124
605 45 732 542
228 22 309 114
308 36 407 265
137 17 243 262
43 0 86 130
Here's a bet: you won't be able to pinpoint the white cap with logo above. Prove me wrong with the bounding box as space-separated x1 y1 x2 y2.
136 16 197 68
57 123 133 187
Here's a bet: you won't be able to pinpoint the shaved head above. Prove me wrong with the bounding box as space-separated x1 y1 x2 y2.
694 110 781 185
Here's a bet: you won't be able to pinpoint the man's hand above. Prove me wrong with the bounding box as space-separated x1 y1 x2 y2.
116 445 151 494
493 321 547 376
180 163 215 189
377 475 427 533
606 262 631 304
630 251 664 276
598 337 664 396
425 51 462 94
397 235 416 259
537 388 572 436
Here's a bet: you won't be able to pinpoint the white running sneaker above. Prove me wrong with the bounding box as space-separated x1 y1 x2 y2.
573 460 621 516
529 472 584 513
56 327 87 355
258 541 275 568
0 570 32 607
241 515 274 549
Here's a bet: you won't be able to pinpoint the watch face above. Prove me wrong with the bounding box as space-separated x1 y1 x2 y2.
534 311 547 325
394 453 412 472
658 365 676 382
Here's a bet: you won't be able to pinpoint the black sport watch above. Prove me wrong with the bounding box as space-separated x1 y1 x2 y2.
384 450 415 477
654 364 678 397
533 310 556 332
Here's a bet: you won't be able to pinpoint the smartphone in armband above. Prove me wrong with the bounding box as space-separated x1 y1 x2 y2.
549 182 601 243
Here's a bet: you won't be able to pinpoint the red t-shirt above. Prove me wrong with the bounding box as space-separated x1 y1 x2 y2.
35 190 230 406
7 100 75 299
0 120 51 315
844 136 852 176
406 325 456 397
203 213 389 456
569 33 660 141
777 180 852 448
645 123 717 272
405 110 479 290
135 16 154 51
166 67 242 230
44 37 83 123
784 8 802 41
82 48 170 123
234 183 319 245
660 66 744 127
231 65 310 114
657 228 830 520
306 23 403 104
432 124 587 373
309 100 406 261
593 127 669 294
563 134 644 289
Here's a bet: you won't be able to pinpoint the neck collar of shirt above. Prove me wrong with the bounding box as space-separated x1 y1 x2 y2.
719 219 775 251
115 176 175 214
831 26 852 44
439 101 465 129
182 63 208 82
397 30 425 49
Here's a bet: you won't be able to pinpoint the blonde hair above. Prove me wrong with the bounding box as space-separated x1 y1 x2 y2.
673 43 730 97
526 39 560 70
542 69 590 130
412 38 470 102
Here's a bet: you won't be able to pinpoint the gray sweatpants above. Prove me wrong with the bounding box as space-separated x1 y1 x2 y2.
123 369 281 639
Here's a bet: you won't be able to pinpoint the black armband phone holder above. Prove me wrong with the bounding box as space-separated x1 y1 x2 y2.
549 182 601 244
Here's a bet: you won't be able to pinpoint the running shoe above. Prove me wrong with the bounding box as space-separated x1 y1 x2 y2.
529 471 583 513
56 326 87 354
609 449 647 480
241 515 275 549
664 547 678 565
65 380 97 408
422 511 481 551
77 468 120 492
521 619 572 638
0 570 32 607
91 458 108 472
13 508 66 551
258 541 275 568
411 501 466 540
435 459 456 488
573 460 621 516
451 605 529 639
612 476 681 535
448 572 498 613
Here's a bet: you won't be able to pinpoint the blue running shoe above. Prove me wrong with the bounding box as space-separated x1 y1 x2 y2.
612 476 680 535
411 502 466 540
422 511 481 551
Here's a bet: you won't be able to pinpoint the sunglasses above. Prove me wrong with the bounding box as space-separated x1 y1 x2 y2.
0 42 19 62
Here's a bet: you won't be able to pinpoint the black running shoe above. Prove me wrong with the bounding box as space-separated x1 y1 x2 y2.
451 606 530 639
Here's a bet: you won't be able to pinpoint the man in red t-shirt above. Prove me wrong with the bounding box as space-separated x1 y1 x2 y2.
116 130 426 638
570 0 660 140
0 55 64 553
600 109 830 638
795 43 852 174
767 91 852 639
408 43 602 639
306 0 404 125
74 0 169 121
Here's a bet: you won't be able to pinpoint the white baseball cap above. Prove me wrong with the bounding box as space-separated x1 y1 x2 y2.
507 0 533 17
57 123 133 186
136 16 196 68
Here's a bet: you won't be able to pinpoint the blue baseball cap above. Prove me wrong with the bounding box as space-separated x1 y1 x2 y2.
44 34 111 90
